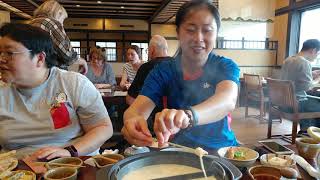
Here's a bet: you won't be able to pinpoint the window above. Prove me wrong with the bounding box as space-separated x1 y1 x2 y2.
96 42 117 61
219 21 267 49
299 8 320 66
131 42 148 61
70 41 81 56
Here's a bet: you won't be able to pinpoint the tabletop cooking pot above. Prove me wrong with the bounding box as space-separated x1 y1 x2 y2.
107 151 242 180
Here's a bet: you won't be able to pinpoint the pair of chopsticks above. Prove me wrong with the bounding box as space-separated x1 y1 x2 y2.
151 138 196 152
167 141 198 153
34 162 86 168
93 155 118 163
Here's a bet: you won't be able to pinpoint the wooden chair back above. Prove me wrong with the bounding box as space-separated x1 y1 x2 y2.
243 73 263 94
266 78 298 112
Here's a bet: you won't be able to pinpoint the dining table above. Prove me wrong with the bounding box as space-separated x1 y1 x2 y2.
99 87 128 133
14 143 318 180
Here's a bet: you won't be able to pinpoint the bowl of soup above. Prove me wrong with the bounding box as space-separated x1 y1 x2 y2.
217 146 259 167
248 165 281 180
44 167 77 180
296 137 320 160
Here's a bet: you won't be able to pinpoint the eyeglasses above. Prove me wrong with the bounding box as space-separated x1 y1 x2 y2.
0 50 32 61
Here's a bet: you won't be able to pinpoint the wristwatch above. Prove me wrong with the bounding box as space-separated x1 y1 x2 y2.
64 145 78 157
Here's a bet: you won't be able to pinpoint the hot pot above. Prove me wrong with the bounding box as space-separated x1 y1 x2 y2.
107 151 242 180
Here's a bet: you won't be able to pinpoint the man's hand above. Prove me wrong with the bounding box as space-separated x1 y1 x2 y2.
154 109 190 147
121 116 153 146
32 147 71 160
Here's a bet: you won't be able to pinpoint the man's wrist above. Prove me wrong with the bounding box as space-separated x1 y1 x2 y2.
64 145 78 157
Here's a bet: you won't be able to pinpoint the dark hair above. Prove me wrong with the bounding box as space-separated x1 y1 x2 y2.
0 23 57 68
176 0 221 31
127 45 142 59
301 39 320 52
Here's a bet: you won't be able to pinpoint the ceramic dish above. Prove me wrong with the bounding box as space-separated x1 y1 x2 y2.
44 167 77 180
92 154 124 168
248 165 281 180
217 146 259 167
0 158 18 173
46 157 83 170
3 170 36 180
260 154 296 168
295 137 320 160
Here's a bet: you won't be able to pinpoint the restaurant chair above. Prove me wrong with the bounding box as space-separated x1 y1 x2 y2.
266 78 320 144
243 73 268 122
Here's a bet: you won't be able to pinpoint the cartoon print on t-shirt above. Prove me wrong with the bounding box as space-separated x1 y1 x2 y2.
50 92 71 129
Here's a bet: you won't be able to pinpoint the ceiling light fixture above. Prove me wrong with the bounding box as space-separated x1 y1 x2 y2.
120 6 124 9
97 1 102 3
76 4 80 7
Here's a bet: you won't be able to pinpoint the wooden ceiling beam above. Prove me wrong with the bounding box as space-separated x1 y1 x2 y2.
63 4 156 10
149 0 172 23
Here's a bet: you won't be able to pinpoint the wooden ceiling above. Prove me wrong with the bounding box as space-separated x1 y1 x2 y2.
1 0 218 23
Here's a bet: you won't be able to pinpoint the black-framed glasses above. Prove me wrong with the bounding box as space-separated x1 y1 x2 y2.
0 50 32 60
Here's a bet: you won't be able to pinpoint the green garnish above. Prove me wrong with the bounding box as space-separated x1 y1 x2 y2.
234 151 244 158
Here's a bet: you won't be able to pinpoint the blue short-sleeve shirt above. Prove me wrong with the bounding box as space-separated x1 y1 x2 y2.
141 53 240 150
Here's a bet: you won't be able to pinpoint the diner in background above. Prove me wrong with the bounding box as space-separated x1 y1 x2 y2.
120 45 144 90
86 47 116 89
126 35 172 105
280 39 320 132
29 0 88 74
122 0 240 150
0 23 113 159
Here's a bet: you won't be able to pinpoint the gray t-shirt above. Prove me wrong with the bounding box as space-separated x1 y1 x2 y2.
0 67 109 158
86 63 116 85
280 55 313 99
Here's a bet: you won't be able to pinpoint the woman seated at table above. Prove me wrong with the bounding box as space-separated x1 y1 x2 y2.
122 0 240 150
120 45 143 90
86 47 116 89
0 23 113 159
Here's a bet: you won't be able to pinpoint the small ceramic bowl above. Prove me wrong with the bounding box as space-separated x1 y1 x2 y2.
296 137 320 160
44 167 77 180
46 157 83 170
260 153 296 168
217 146 259 167
4 170 36 180
248 165 282 180
92 154 124 168
5 158 18 172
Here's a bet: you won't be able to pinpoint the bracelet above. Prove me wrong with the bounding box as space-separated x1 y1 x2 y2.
64 145 78 157
183 109 193 129
188 106 199 126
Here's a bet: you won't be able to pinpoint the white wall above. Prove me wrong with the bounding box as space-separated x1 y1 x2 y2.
0 11 10 25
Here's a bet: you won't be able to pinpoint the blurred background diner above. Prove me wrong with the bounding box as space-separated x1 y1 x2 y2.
120 45 144 90
86 47 116 89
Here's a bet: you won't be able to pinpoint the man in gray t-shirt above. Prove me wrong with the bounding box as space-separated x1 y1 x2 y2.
280 39 320 131
0 23 113 159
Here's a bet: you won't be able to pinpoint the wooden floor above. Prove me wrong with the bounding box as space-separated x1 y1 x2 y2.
231 107 294 145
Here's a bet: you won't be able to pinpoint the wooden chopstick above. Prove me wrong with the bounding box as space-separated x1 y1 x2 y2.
35 162 85 168
167 142 196 153
94 155 118 163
